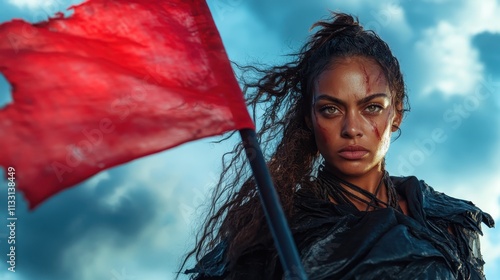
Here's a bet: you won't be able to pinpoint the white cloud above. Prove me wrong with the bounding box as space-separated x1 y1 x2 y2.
320 0 413 42
383 3 412 40
83 170 110 190
414 0 500 97
416 21 484 96
7 0 59 10
453 0 500 34
6 0 86 21
363 1 413 42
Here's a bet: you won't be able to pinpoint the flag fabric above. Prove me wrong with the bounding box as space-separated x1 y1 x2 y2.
0 0 254 209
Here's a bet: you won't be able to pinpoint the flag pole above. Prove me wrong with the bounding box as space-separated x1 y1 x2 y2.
239 128 307 280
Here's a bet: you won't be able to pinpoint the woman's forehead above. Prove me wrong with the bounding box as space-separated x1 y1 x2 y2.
314 57 389 98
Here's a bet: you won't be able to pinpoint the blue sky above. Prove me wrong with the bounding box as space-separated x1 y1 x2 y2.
0 0 499 279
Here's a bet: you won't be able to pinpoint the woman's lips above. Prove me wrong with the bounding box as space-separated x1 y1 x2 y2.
338 145 369 160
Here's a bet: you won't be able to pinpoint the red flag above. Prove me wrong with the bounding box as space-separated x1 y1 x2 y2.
0 0 254 209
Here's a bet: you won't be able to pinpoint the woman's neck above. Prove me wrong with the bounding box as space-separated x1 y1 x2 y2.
322 163 390 211
324 163 385 194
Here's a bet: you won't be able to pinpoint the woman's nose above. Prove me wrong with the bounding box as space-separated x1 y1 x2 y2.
341 111 363 138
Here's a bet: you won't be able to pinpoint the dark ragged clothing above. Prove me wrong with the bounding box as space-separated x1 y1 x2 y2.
186 176 494 280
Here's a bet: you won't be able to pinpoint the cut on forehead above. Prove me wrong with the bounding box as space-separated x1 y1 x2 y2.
314 55 392 98
326 56 387 80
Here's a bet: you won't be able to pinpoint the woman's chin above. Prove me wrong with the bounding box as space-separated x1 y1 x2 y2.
324 160 380 179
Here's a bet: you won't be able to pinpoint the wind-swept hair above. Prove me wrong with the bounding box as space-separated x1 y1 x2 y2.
179 12 409 278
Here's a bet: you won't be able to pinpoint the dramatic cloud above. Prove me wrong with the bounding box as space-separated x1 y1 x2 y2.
416 21 484 96
413 0 500 96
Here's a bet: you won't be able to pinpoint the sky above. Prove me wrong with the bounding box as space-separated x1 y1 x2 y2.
0 0 499 279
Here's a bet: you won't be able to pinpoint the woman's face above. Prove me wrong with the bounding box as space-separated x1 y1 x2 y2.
310 56 401 179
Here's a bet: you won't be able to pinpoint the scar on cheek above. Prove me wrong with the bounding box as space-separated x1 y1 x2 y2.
375 127 381 140
313 108 330 143
371 122 381 140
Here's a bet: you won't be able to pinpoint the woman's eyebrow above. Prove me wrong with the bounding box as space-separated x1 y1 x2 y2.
314 93 389 106
313 95 345 106
357 93 389 104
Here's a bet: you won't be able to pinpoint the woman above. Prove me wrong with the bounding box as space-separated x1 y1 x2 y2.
180 13 494 279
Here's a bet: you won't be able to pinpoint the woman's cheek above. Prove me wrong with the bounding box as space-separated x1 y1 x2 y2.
378 118 394 154
367 118 381 140
313 111 331 145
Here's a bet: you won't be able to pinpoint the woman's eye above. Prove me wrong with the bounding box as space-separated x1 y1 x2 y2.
365 104 383 113
320 106 339 115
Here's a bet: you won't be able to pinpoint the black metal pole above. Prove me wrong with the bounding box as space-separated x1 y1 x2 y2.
239 128 307 280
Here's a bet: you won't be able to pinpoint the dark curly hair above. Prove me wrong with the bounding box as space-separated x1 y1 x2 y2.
178 12 409 278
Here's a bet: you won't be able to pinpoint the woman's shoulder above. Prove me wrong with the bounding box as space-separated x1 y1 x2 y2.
390 175 495 230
